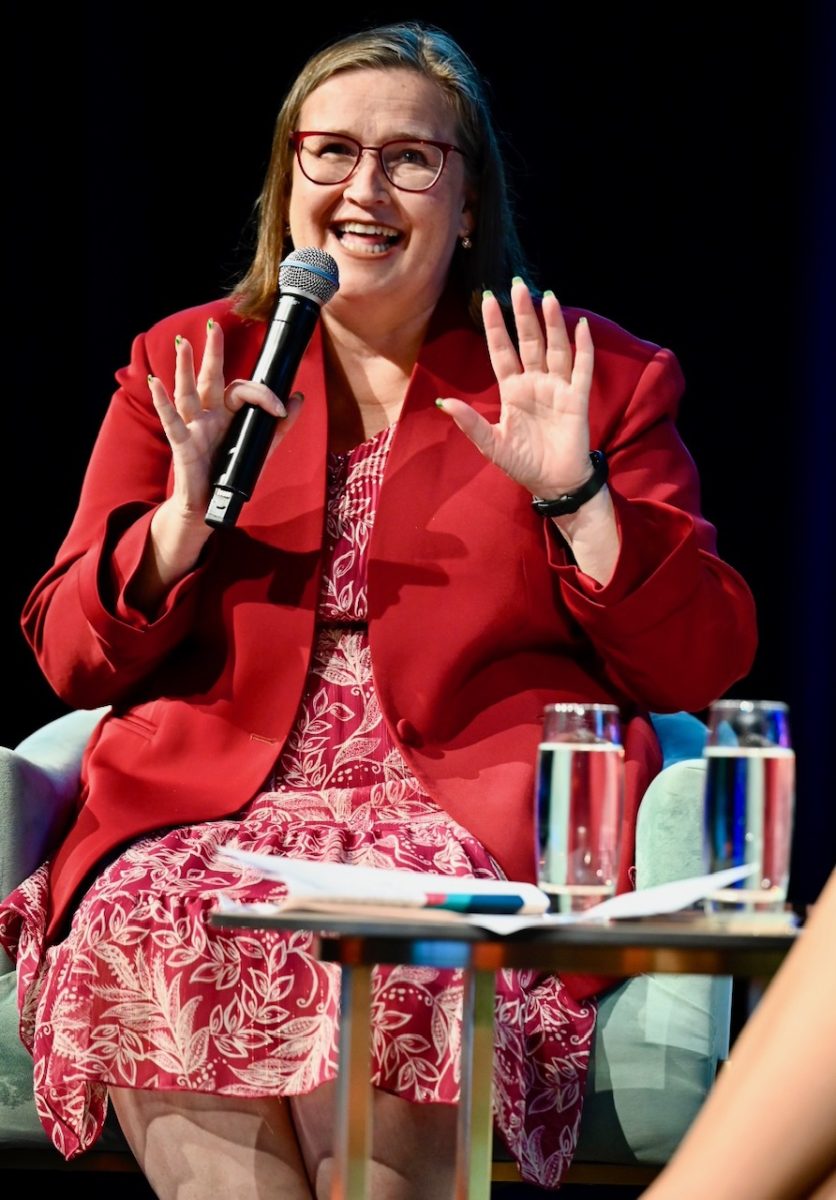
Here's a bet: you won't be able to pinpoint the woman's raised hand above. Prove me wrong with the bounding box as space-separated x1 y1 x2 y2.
438 280 620 584
147 320 303 523
437 280 595 500
134 320 304 609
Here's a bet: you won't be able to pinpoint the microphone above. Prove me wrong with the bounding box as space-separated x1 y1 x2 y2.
204 247 340 528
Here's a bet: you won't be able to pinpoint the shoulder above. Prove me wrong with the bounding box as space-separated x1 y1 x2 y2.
142 296 262 348
561 304 685 398
560 304 663 362
133 296 269 382
113 297 272 395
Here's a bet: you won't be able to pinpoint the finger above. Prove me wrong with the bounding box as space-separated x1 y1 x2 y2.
283 390 305 425
224 379 286 417
195 318 226 410
542 291 573 379
571 315 595 399
173 335 201 423
435 397 497 462
482 290 522 384
265 391 305 462
510 278 547 373
148 374 190 447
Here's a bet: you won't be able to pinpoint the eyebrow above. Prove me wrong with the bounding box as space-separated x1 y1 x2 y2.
305 128 447 143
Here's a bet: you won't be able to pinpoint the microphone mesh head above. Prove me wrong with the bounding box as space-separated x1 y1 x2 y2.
279 247 340 306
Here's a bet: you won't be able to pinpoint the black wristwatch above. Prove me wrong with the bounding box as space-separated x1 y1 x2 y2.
531 450 609 517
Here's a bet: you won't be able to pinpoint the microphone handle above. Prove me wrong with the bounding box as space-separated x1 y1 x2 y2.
205 294 320 529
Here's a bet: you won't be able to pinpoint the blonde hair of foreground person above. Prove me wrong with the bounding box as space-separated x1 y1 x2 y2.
643 870 836 1200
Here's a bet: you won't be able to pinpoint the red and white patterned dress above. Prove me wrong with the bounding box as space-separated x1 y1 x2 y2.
0 425 596 1188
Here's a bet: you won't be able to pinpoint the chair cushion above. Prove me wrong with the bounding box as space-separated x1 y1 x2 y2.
0 971 45 1144
575 748 731 1164
575 972 731 1164
650 711 707 768
0 749 78 952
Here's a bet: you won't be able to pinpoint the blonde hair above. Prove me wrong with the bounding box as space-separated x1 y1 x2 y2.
231 21 533 323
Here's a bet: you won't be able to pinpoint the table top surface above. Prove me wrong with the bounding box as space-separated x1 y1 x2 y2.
210 904 800 951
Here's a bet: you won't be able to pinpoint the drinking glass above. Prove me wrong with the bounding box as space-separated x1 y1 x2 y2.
535 703 624 913
702 699 795 913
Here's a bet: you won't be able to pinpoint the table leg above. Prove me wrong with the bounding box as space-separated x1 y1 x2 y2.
332 963 373 1200
455 967 496 1200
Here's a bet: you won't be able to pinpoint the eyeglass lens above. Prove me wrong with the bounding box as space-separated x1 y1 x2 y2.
296 134 445 191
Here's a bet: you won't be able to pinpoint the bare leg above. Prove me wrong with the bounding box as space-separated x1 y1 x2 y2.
643 869 836 1200
109 1087 313 1199
291 1080 458 1200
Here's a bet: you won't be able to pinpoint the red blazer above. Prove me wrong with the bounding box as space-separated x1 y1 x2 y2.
22 289 757 990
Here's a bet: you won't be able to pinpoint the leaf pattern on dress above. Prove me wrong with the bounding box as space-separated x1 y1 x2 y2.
0 422 595 1187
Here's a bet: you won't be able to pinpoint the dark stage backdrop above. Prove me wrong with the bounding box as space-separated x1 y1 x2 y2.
8 3 835 902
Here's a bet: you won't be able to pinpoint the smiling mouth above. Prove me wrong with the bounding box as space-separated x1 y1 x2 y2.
331 221 403 254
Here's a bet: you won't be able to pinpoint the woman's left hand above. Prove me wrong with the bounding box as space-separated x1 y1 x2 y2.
437 280 596 499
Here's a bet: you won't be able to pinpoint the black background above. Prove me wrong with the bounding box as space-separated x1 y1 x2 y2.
8 3 835 903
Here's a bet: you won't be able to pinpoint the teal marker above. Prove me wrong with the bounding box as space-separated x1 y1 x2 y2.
423 893 528 914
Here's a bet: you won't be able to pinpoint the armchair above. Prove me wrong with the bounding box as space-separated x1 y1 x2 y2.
0 707 725 1187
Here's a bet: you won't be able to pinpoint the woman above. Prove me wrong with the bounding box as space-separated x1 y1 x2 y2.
0 20 756 1199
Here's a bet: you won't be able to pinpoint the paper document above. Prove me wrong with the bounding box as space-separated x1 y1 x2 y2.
214 847 759 933
218 847 550 914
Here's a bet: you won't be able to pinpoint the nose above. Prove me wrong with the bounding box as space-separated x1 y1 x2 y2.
343 147 390 201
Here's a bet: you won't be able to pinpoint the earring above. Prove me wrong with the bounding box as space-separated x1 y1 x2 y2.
460 234 473 250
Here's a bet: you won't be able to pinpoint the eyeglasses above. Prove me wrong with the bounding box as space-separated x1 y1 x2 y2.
290 131 464 193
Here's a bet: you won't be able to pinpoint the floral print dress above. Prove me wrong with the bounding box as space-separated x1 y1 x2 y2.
0 424 596 1189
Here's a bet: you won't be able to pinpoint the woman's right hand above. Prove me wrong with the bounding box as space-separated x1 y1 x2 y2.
148 319 302 522
135 320 304 611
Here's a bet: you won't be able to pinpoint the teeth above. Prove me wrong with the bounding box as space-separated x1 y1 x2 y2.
335 221 400 237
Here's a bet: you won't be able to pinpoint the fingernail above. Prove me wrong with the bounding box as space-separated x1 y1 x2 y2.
482 289 494 300
435 398 447 411
175 335 183 346
543 289 555 299
207 318 214 331
578 315 588 324
147 374 155 384
512 276 525 286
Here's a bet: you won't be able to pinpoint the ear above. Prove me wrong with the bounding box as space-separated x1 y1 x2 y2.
459 195 476 240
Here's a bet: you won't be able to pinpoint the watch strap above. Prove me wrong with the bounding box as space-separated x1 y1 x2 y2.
531 450 609 517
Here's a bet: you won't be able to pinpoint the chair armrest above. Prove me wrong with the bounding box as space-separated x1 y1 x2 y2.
0 707 109 904
14 706 110 776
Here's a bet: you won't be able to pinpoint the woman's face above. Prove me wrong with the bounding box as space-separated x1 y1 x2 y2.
288 68 474 333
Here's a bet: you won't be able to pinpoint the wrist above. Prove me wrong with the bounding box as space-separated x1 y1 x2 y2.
531 450 609 517
151 499 214 567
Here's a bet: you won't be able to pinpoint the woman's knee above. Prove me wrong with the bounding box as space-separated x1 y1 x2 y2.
291 1085 457 1200
109 1087 313 1199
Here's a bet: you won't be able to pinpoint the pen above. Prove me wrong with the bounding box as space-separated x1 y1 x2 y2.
423 893 529 914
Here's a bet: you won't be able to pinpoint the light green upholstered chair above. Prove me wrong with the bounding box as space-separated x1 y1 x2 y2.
0 708 723 1187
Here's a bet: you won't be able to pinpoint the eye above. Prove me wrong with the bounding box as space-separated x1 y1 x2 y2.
388 143 432 167
306 136 357 160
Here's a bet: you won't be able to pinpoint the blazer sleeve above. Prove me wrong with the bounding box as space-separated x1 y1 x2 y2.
546 337 757 712
21 320 218 709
